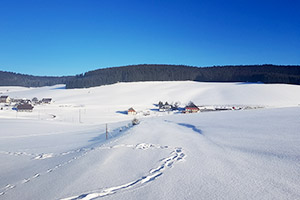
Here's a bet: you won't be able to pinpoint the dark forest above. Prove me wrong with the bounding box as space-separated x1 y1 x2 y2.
1 64 300 89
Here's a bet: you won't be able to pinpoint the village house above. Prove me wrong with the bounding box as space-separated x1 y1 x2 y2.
11 98 22 103
158 101 172 112
42 98 52 104
0 96 10 103
32 97 39 104
20 99 31 104
127 107 137 115
184 102 200 113
17 103 34 112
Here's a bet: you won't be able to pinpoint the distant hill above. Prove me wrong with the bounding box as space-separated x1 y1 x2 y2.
65 64 300 88
1 64 300 88
0 71 73 87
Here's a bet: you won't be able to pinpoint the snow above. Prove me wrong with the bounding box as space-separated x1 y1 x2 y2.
0 81 300 199
1 81 300 123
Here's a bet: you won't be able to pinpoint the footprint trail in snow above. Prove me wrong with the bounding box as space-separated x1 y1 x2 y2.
0 143 185 199
61 143 185 200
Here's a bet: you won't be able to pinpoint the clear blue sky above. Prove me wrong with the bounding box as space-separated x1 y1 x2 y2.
0 0 299 76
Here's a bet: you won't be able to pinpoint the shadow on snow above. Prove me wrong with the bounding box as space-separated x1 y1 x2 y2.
177 123 202 134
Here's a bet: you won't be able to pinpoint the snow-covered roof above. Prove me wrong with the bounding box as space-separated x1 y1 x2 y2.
128 107 136 112
17 103 34 110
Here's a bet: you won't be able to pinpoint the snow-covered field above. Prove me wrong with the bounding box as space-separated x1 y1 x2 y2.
0 81 300 200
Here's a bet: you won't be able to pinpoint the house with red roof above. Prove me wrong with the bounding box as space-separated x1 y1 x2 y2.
184 102 200 113
128 107 137 115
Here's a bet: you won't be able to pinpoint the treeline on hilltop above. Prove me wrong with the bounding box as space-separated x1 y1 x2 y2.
1 64 300 88
0 71 72 87
65 64 300 88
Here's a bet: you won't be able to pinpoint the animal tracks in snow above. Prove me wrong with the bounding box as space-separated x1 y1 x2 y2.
34 153 54 160
0 142 185 198
0 150 38 158
61 144 185 200
0 184 15 196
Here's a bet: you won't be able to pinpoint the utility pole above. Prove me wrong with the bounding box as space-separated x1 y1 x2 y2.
79 109 81 123
106 123 108 140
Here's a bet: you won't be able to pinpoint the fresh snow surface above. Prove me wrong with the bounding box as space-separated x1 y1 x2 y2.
1 81 300 123
0 81 300 200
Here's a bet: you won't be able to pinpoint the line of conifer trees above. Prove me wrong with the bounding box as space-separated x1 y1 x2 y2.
1 64 300 88
65 64 300 88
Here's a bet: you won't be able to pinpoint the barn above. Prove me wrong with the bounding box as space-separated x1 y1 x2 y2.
128 107 137 115
17 103 34 112
42 98 52 104
184 102 200 113
0 96 10 103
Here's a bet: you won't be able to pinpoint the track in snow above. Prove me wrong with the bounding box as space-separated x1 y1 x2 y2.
61 143 185 200
0 122 187 199
0 143 185 198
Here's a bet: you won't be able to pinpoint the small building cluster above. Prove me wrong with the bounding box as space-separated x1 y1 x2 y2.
122 100 246 119
123 101 201 116
157 101 200 114
0 95 53 112
28 97 52 105
4 97 52 105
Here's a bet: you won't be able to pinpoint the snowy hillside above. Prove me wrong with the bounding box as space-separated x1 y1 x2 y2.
1 81 300 123
0 81 300 200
